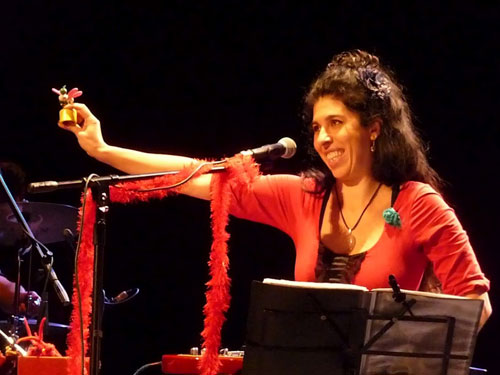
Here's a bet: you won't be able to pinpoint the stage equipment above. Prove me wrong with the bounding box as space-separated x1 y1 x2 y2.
0 171 70 346
162 350 243 374
0 319 69 354
28 159 236 375
242 279 482 375
240 137 297 161
0 202 78 246
17 356 89 375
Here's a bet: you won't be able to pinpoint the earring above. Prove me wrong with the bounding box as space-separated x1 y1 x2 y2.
370 137 376 152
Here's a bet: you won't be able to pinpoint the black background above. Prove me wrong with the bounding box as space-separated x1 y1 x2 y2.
1 2 499 374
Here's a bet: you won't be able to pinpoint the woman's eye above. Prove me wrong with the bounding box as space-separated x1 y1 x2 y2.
330 119 342 126
312 124 320 133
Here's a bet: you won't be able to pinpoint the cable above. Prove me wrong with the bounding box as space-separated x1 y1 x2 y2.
41 258 53 299
131 361 161 375
19 226 54 257
27 243 33 301
20 232 56 311
135 160 225 192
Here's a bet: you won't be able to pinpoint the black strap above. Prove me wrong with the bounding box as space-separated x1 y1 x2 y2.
318 180 334 232
320 182 400 230
391 184 400 207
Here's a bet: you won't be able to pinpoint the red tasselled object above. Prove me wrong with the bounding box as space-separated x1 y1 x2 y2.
66 189 96 375
16 317 62 357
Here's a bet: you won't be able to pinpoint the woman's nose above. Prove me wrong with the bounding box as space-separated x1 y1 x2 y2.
317 127 332 147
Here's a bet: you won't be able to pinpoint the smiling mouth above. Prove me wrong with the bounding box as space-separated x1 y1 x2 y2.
326 149 344 162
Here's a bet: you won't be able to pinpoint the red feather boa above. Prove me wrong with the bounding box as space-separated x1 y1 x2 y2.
67 189 96 375
67 155 260 375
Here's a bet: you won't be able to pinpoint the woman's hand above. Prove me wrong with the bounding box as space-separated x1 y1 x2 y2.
465 290 492 329
58 103 108 159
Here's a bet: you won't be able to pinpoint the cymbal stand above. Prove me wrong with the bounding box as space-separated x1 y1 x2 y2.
0 170 70 352
0 327 27 356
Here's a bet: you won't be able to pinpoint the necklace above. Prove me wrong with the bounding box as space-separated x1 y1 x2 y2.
334 182 383 250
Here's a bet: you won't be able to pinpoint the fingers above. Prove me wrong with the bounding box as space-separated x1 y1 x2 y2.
57 102 98 133
64 102 94 120
27 290 41 300
57 120 81 134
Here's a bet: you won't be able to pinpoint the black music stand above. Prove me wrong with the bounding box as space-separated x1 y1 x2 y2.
242 280 370 375
242 281 482 375
360 289 482 375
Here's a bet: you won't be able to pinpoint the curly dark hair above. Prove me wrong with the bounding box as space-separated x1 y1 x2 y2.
0 161 26 202
302 49 442 192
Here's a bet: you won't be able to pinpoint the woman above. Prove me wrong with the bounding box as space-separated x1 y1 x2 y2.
60 50 491 326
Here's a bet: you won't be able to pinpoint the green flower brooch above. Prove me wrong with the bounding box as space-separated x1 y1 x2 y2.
383 207 401 228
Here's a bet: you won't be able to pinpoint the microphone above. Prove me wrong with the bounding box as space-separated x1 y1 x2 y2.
240 137 297 162
27 179 84 193
106 288 140 304
46 263 71 306
63 228 76 252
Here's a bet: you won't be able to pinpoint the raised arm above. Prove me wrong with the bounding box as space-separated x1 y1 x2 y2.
60 103 212 200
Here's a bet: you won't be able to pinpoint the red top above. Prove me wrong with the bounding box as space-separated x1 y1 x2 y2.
225 174 489 296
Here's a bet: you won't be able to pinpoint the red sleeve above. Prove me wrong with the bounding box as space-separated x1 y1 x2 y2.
410 185 490 296
222 174 305 237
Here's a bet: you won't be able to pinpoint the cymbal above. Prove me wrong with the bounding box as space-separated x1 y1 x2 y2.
0 202 78 246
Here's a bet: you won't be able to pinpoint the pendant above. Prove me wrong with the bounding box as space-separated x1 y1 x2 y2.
347 228 356 250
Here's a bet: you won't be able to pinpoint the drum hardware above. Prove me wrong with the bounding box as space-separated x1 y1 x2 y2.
0 172 74 360
0 325 27 356
0 202 78 247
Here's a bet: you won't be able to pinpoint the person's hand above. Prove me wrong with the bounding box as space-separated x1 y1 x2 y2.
19 290 41 317
58 103 108 159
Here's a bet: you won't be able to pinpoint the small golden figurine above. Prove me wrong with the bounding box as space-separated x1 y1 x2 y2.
52 85 83 127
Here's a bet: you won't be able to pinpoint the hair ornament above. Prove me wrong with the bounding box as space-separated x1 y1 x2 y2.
357 66 391 100
383 207 401 228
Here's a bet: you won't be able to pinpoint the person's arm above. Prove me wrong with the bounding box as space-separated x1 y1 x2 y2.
0 275 18 313
410 186 492 329
0 275 40 315
60 103 212 200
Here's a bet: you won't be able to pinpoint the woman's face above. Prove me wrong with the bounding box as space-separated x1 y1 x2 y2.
312 96 379 185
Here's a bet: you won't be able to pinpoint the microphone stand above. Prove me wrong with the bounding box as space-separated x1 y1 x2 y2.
0 171 70 347
89 181 108 375
27 167 227 193
28 164 227 375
